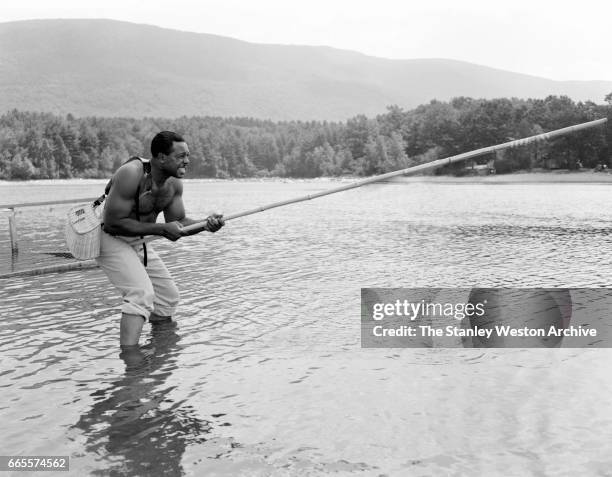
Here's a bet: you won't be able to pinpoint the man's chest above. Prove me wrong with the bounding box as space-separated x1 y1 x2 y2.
137 183 175 215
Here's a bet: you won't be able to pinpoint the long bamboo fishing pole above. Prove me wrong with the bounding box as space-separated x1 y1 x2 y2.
179 117 607 234
3 118 605 280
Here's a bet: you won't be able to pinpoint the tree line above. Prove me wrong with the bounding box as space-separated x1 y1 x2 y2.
1 94 611 180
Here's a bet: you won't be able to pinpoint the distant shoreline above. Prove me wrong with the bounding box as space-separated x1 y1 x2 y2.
392 170 612 184
2 170 612 185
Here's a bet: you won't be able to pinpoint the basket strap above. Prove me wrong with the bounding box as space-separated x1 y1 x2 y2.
92 194 106 207
135 180 147 267
132 159 148 267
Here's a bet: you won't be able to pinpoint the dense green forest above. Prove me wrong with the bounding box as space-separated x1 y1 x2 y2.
1 95 611 180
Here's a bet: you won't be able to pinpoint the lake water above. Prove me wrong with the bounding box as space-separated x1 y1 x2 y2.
1 178 612 476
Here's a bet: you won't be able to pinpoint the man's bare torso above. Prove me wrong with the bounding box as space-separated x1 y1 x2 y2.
123 162 179 223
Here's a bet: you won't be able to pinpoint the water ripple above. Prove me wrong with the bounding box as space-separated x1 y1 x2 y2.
2 180 612 475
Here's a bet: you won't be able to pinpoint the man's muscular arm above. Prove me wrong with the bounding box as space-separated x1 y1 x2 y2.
163 181 224 236
103 164 183 240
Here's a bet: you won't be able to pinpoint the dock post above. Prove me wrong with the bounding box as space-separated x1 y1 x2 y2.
8 208 18 255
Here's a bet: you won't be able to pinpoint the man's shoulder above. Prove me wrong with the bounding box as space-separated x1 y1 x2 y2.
167 177 184 195
110 161 144 195
116 159 144 179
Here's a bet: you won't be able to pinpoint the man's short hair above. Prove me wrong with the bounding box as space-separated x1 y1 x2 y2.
151 131 185 158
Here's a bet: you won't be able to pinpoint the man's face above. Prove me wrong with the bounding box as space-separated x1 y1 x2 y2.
162 141 190 178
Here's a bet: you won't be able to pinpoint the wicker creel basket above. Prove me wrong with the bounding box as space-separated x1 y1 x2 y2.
65 202 104 260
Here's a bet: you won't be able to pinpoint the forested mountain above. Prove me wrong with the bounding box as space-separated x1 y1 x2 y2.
2 96 610 180
1 19 611 120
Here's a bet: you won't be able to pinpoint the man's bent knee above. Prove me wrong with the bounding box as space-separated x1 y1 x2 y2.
121 287 155 319
153 282 180 318
167 282 180 308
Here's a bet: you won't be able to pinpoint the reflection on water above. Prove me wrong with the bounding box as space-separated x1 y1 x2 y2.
73 322 211 476
2 180 612 475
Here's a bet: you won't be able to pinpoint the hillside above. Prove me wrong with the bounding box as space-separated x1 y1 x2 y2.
1 19 611 120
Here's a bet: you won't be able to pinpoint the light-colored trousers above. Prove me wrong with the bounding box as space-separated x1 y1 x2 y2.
95 230 179 319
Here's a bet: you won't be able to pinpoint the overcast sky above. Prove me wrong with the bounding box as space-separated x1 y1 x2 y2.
3 0 611 81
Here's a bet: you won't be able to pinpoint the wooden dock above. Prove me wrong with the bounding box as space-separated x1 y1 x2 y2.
0 197 99 279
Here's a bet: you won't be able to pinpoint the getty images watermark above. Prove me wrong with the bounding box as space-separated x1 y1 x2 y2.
361 288 612 348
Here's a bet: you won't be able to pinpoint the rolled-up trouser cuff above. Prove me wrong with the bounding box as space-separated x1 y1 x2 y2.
121 299 154 319
152 304 177 317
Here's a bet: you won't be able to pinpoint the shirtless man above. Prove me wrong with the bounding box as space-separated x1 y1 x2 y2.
98 131 224 347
